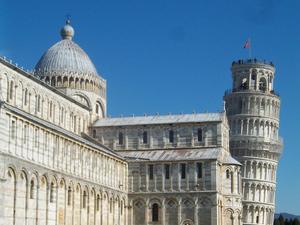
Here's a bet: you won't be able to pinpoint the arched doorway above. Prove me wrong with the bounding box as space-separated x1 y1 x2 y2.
182 219 194 225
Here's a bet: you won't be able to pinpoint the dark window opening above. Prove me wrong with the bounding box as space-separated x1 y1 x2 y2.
96 104 99 114
93 129 96 138
197 128 203 142
152 203 159 222
9 81 14 100
11 121 16 139
118 132 124 145
67 187 72 206
50 182 55 203
169 130 174 143
165 164 170 179
30 180 35 199
197 162 203 179
181 164 186 179
226 170 230 179
83 191 87 209
149 164 154 180
259 78 267 92
96 195 100 211
143 131 148 144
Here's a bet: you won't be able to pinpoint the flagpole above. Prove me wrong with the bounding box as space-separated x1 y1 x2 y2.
249 38 252 59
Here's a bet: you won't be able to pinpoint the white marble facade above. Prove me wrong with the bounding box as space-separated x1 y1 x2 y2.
0 21 282 225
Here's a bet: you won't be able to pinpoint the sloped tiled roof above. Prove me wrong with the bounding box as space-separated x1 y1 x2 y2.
94 112 225 127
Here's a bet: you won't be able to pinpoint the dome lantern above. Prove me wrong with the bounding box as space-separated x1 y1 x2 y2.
60 19 74 40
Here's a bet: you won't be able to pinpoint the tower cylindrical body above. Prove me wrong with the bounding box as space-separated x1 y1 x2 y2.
224 59 283 225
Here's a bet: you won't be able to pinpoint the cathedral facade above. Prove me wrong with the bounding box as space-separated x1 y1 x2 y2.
0 21 282 225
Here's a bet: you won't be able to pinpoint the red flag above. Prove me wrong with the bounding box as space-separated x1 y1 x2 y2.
244 39 250 49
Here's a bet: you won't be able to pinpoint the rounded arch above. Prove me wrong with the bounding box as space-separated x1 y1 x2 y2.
181 219 194 225
71 92 91 108
259 77 267 91
95 100 105 117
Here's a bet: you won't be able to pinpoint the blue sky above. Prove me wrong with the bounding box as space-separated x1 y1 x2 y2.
1 0 300 215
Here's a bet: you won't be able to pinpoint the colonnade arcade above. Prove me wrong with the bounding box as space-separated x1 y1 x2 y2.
43 74 105 97
229 118 279 140
2 166 127 225
243 182 275 204
226 95 280 119
242 160 277 182
242 205 274 225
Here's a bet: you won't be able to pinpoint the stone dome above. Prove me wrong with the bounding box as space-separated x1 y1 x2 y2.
34 20 98 80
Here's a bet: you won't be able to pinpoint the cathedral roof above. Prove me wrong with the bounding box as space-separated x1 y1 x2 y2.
119 148 222 161
93 112 225 127
34 20 98 80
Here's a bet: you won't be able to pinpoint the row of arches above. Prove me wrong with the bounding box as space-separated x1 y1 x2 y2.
226 95 280 119
242 205 275 225
243 182 276 204
232 67 275 93
224 166 242 195
131 197 216 225
2 73 92 135
2 166 127 225
43 75 105 97
229 118 279 140
243 160 277 182
224 209 242 225
234 74 273 93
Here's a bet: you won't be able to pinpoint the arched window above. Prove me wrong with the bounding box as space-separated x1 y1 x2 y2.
143 131 148 144
83 190 87 208
36 95 41 112
24 89 28 106
9 80 14 100
226 169 230 179
259 77 267 92
169 130 174 143
196 162 203 179
152 203 159 222
23 124 28 144
197 128 203 142
30 179 35 199
118 132 124 145
49 102 53 118
11 120 16 140
50 182 55 203
34 128 39 147
180 163 186 179
96 194 100 211
67 186 72 206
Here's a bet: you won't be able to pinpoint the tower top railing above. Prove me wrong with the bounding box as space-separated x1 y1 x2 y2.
224 88 280 97
232 59 275 68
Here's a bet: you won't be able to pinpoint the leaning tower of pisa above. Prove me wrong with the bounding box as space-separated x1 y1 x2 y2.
224 59 283 225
